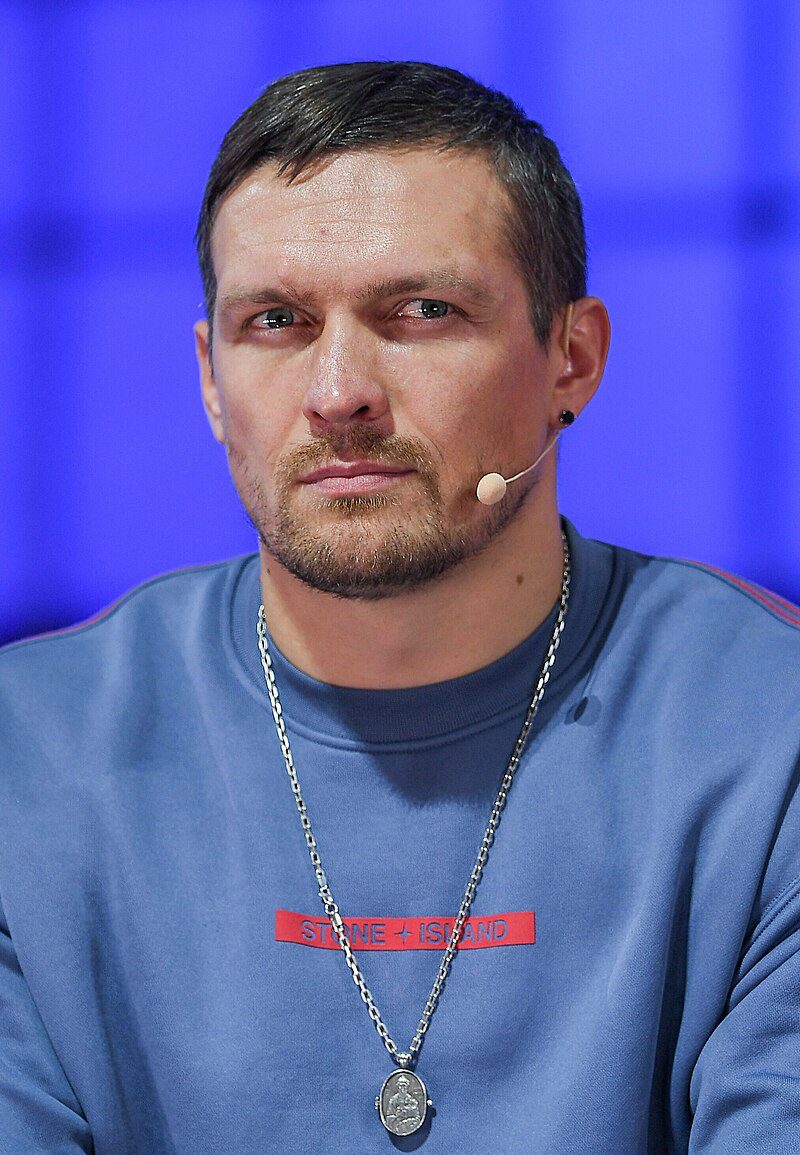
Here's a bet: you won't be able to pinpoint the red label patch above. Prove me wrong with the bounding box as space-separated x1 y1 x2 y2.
275 909 535 951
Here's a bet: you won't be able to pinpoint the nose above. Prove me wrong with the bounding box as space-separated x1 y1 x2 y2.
300 318 391 434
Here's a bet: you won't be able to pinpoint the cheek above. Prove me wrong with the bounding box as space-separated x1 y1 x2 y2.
478 354 547 447
417 359 538 470
213 367 296 466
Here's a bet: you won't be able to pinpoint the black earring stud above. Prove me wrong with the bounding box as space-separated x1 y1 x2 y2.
559 410 576 426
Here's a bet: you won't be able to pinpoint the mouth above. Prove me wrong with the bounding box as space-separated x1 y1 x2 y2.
297 459 415 496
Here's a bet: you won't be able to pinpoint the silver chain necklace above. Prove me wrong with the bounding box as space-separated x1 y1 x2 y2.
256 531 571 1138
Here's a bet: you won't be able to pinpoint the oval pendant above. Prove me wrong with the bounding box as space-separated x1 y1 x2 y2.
376 1069 431 1136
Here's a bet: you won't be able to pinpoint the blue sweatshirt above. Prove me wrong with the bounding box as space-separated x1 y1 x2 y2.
1 520 799 1154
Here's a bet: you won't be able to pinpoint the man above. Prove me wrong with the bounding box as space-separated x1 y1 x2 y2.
1 61 798 1154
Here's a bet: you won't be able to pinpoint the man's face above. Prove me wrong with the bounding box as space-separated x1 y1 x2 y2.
196 147 558 598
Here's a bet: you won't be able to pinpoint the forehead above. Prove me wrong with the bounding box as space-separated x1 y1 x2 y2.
210 147 519 299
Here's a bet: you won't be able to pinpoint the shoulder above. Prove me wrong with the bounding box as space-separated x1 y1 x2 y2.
600 542 800 924
605 539 800 650
586 538 800 790
0 555 260 828
657 552 799 631
0 554 257 706
574 532 800 739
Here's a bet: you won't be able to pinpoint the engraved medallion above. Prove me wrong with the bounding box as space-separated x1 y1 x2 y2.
376 1069 431 1136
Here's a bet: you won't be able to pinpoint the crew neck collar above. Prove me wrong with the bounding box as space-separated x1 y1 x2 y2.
225 519 615 747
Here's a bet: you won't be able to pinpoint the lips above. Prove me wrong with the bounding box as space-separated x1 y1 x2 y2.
298 460 414 484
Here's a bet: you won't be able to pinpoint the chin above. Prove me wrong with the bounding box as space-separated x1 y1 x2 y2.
254 485 527 600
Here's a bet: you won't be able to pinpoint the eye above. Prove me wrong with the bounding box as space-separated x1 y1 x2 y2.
252 306 296 329
399 298 452 320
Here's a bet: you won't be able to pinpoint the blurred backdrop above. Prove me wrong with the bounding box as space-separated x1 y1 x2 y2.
2 1 799 645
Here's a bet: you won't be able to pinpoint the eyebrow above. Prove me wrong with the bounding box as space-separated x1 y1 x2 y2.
217 269 497 314
218 285 315 313
355 271 497 307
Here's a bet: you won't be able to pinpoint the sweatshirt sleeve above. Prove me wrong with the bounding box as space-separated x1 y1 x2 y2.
0 896 94 1152
688 878 800 1153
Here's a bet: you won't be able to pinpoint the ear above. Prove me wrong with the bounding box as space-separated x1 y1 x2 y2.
194 319 226 444
549 297 610 426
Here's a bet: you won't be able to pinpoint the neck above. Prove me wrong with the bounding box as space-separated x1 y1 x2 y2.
259 498 565 690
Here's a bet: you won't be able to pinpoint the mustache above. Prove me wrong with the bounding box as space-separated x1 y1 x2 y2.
275 425 439 482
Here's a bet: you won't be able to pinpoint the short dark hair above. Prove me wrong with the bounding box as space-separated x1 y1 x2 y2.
196 61 586 345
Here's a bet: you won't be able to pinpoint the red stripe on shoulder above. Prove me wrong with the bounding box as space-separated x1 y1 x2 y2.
682 561 800 626
4 560 236 650
10 595 128 651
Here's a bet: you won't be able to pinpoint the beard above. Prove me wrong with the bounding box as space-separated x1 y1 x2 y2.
229 425 530 600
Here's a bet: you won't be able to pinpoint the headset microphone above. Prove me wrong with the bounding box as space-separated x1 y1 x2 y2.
476 428 565 505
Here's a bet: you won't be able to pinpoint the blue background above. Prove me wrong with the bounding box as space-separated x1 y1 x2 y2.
2 1 799 644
